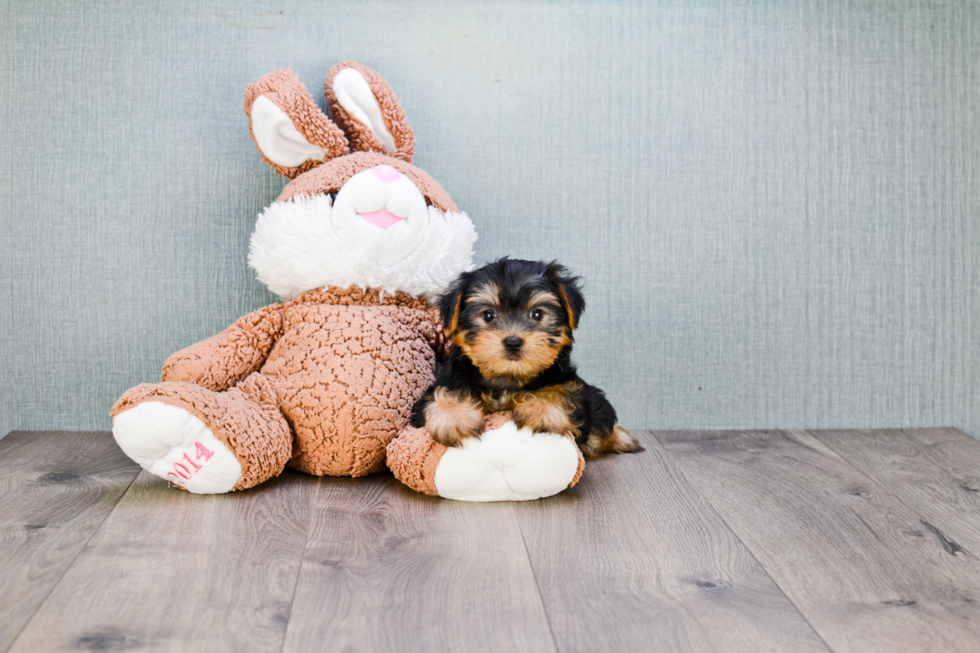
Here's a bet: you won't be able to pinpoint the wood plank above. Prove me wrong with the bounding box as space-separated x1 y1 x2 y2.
282 474 556 653
809 429 980 557
514 433 831 653
9 469 315 653
0 431 139 653
657 429 980 653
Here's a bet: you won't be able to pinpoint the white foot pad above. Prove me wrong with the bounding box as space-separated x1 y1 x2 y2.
433 421 581 502
112 402 242 494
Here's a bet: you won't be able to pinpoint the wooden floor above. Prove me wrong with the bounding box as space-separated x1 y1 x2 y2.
2 429 980 652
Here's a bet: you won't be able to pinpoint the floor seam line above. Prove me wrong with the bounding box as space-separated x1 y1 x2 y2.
513 503 562 653
278 475 321 653
646 430 839 653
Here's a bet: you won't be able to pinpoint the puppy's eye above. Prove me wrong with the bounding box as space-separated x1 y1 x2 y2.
482 309 497 323
530 308 544 322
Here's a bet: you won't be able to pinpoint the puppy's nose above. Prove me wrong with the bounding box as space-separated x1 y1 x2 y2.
503 336 523 352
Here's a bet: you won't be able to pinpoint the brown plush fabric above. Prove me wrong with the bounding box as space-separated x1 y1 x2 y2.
385 424 446 496
425 305 454 361
569 436 586 487
162 304 284 392
325 61 416 162
275 151 458 214
244 69 350 179
482 412 514 431
270 288 441 476
114 286 444 485
111 373 292 491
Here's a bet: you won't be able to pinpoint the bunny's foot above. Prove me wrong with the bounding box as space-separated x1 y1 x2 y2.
113 401 242 494
387 412 584 502
110 374 292 494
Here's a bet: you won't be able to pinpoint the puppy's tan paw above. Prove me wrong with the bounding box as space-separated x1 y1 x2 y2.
513 392 574 434
425 388 484 447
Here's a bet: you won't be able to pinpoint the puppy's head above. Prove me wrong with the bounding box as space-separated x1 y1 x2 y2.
440 258 584 385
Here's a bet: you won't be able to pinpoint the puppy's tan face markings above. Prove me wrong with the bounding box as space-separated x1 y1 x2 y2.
465 282 501 310
457 329 564 385
453 279 570 386
525 290 559 313
523 291 567 330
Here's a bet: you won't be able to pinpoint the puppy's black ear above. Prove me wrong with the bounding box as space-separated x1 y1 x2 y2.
439 273 470 333
545 262 585 330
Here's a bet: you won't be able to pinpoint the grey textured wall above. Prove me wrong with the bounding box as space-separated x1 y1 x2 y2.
2 0 978 438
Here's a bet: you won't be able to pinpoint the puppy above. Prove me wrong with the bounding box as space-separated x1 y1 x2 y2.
411 258 643 457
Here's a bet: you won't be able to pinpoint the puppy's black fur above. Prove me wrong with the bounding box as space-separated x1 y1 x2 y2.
411 258 642 456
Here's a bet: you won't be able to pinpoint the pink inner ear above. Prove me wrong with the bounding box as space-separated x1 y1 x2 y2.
358 209 403 229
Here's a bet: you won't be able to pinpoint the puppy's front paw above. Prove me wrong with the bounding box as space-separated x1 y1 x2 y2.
513 392 574 434
424 388 484 447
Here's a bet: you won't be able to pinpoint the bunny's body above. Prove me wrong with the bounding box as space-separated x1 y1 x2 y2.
113 288 446 486
111 62 475 493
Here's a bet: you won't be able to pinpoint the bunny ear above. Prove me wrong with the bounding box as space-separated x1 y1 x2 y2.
325 61 416 162
245 69 349 178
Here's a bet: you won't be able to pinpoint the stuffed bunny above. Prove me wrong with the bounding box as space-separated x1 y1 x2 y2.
110 61 477 493
111 61 586 501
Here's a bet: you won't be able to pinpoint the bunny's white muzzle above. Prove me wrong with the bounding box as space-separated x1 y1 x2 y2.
248 167 478 301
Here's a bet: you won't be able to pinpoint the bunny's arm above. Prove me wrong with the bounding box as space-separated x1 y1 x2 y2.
161 304 285 391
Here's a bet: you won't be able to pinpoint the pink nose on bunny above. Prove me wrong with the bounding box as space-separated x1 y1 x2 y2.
369 165 401 182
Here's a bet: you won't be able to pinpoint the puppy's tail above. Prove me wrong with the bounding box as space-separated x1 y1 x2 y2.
605 426 645 454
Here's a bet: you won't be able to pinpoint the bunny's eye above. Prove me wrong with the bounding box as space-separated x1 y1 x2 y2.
530 308 544 322
482 310 497 323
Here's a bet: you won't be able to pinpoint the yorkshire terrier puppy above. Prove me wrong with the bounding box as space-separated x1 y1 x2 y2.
411 258 643 457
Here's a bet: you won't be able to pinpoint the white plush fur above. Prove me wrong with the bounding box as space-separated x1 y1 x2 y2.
433 421 581 502
112 402 242 494
249 180 477 300
329 167 433 268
